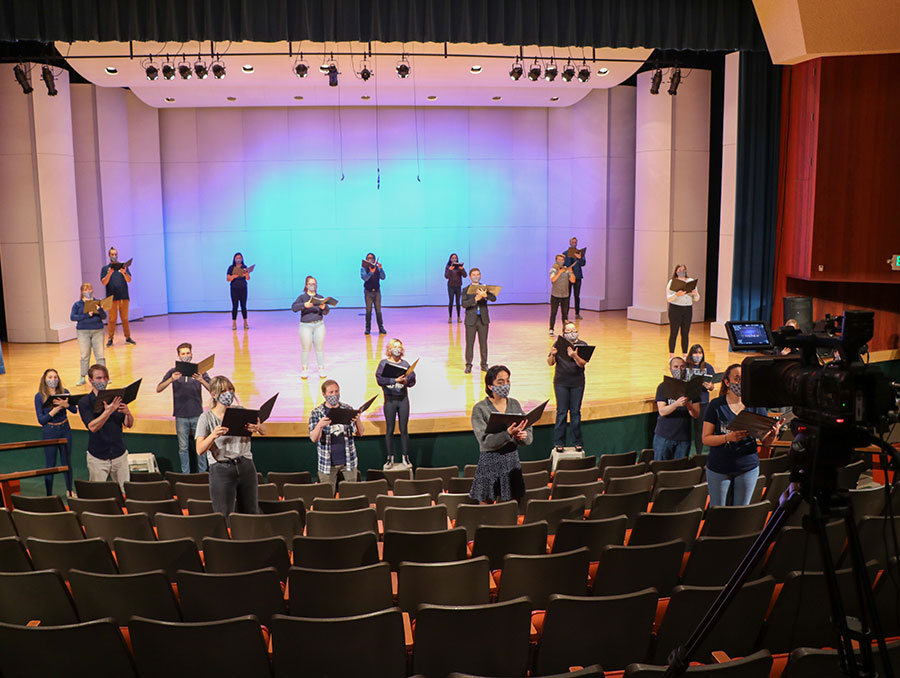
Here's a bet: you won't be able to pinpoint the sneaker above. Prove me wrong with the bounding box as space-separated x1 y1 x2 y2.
106 338 113 347
125 337 136 345
378 327 387 334
318 366 327 378
232 323 237 330
243 321 250 330
575 314 583 319
401 455 411 467
549 329 554 336
76 377 86 386
300 369 309 379
384 459 394 469
481 364 489 372
464 365 472 374
575 445 584 452
457 317 461 323
448 317 452 324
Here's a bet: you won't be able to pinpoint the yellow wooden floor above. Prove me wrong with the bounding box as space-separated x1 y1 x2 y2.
0 305 796 436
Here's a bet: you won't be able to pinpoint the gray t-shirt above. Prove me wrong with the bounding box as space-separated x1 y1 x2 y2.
550 266 571 298
196 408 253 466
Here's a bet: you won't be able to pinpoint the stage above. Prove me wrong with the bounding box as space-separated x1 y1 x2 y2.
0 304 752 437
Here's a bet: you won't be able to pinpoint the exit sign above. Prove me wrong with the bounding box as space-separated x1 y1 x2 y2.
890 255 900 271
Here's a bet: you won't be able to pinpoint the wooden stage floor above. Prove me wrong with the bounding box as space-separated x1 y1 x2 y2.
0 305 750 436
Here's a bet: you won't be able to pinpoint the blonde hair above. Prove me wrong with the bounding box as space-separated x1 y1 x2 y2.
385 339 404 359
208 375 235 408
80 282 93 295
38 369 65 401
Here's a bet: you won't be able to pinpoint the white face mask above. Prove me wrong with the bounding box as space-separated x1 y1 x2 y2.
671 367 685 380
390 347 402 358
691 354 703 364
324 394 340 407
564 331 578 342
180 354 192 363
46 377 59 389
109 254 118 263
217 391 234 406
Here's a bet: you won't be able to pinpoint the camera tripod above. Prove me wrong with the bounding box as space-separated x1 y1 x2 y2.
663 431 898 678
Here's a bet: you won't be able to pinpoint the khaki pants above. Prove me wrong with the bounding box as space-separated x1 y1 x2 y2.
318 466 359 493
108 299 131 339
87 451 130 491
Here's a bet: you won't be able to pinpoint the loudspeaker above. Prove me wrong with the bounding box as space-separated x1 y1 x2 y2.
783 296 813 333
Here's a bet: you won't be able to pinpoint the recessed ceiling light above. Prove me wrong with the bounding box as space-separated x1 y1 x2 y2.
164 97 175 103
470 65 482 74
105 66 118 75
361 95 371 100
427 95 438 101
550 96 560 102
491 96 502 101
226 96 237 101
597 67 610 76
293 95 304 100
241 64 254 73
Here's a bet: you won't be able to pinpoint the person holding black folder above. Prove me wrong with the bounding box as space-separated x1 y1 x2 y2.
653 357 701 461
687 343 716 454
462 268 496 374
100 247 135 347
375 339 417 468
444 253 467 323
196 376 264 520
157 343 211 473
666 264 700 359
35 369 77 497
78 364 134 490
291 275 329 379
701 364 775 506
547 322 588 452
71 282 107 386
308 379 366 490
564 237 586 319
227 252 251 331
469 365 532 503
361 252 387 335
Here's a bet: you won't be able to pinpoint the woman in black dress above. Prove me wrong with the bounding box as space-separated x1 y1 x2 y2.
227 252 250 330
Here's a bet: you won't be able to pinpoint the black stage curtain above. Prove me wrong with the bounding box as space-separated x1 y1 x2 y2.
0 0 766 51
730 51 782 323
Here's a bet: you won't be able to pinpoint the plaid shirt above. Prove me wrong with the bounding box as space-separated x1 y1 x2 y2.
308 402 358 474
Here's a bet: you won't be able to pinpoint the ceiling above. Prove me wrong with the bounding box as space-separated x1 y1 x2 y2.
56 40 652 108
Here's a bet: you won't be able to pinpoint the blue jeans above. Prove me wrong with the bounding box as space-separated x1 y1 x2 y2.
706 466 760 507
652 434 691 461
176 416 206 473
299 320 326 370
554 383 584 447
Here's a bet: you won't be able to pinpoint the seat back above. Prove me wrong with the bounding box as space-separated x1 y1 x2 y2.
551 480 604 511
69 569 181 625
849 485 886 519
123 499 182 525
624 649 773 678
648 457 696 473
552 516 628 559
67 496 122 516
292 532 379 570
763 472 791 508
398 557 491 617
384 505 448 533
651 483 708 514
681 533 760 586
0 569 78 625
173 482 211 509
202 536 291 580
229 511 304 548
843 515 900 567
176 567 287 624
700 502 770 538
283 482 334 503
651 467 704 497
185 498 215 515
874 558 900 637
601 462 649 485
589 490 651 528
155 512 228 546
556 456 598 471
455 500 518 540
629 509 703 548
415 466 460 490
10 494 66 513
520 458 552 474
338 479 390 504
552 467 600 487
311 495 369 512
26 537 117 576
758 453 790 479
593 540 686 596
81 512 155 547
448 476 474 494
255 482 280 502
369 467 413 489
472 522 549 570
258 498 306 516
597 451 638 475
382 528 468 570
129 472 164 483
394 478 443 501
436 493 477 521
11 509 84 541
288 562 393 618
74 480 124 506
523 496 585 534
123 480 173 501
306 507 378 537
267 471 312 494
498 547 591 608
113 537 202 577
605 472 655 495
0 536 32 572
0 509 14 538
375 493 432 520
762 521 845 581
163 471 209 494
522 470 551 489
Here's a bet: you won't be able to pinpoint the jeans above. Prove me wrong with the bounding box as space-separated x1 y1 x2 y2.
108 299 131 339
176 416 206 473
77 329 106 377
87 451 130 491
43 427 72 494
383 396 410 460
299 320 326 370
667 303 692 353
231 286 248 320
210 456 259 522
692 403 709 455
553 383 584 447
364 289 384 331
447 286 462 318
652 434 691 461
549 295 570 330
706 466 760 507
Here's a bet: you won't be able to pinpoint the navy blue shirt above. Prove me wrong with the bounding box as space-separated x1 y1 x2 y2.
553 339 587 388
101 265 130 300
688 363 716 404
228 265 248 292
564 252 586 280
291 293 329 323
161 368 210 419
375 358 418 399
703 395 765 475
78 392 127 460
35 391 76 434
654 383 696 442
361 265 385 291
70 300 107 331
323 407 347 467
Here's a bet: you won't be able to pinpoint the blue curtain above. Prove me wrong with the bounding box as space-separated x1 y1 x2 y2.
730 51 782 322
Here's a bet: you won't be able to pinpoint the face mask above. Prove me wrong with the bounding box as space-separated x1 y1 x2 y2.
217 391 234 406
729 382 742 397
109 254 118 263
678 270 687 278
92 380 108 391
691 354 703 364
324 394 340 407
671 367 685 380
181 355 192 363
307 286 316 294
390 347 402 358
471 275 481 284
82 291 93 300
46 378 59 389
491 383 511 398
564 331 578 342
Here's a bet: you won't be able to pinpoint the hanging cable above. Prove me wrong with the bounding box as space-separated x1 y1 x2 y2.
411 49 421 182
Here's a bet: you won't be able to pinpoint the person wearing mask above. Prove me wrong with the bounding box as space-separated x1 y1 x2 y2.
469 365 532 503
70 282 107 386
702 364 777 506
100 246 135 346
226 252 251 331
78 364 134 490
564 236 586 319
666 264 700 359
547 321 588 452
653 356 701 461
461 268 496 374
157 343 211 473
195 376 264 520
291 276 329 379
361 252 387 335
35 369 77 497
375 339 417 468
687 343 716 455
308 379 366 491
444 254 467 323
549 254 575 336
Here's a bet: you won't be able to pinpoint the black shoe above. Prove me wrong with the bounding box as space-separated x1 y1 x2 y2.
481 364 489 372
464 365 472 374
378 327 387 334
125 337 136 345
106 339 113 347
575 314 583 319
364 330 371 335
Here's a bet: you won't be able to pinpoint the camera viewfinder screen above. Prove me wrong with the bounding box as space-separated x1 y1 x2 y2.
726 321 773 351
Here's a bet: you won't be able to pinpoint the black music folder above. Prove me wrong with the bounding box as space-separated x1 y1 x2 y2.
175 354 215 378
553 336 596 362
566 247 587 258
221 393 278 436
311 295 339 307
43 392 88 409
465 284 502 297
484 400 550 435
726 410 779 440
93 379 142 413
660 375 706 402
327 395 379 426
381 359 419 379
670 277 698 293
109 258 133 271
83 296 113 314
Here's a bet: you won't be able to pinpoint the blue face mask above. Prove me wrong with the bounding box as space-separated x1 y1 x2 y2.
491 383 511 399
325 394 340 407
92 380 108 391
217 391 234 406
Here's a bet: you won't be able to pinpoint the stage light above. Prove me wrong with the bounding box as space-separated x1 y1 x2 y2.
41 66 57 96
295 63 309 78
241 64 254 73
544 62 558 82
319 62 330 74
396 58 410 78
597 67 609 76
162 64 176 80
668 68 682 95
427 95 437 101
145 64 159 80
327 64 338 87
650 68 662 95
178 63 192 79
105 66 118 75
226 96 237 101
164 97 175 103
212 63 226 79
550 96 560 102
561 63 576 82
194 62 209 79
577 66 591 82
470 65 482 74
527 60 541 81
294 95 304 100
509 63 523 80
13 64 32 93
359 65 372 81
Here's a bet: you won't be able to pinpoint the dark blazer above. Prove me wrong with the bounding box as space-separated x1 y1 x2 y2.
461 288 497 326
